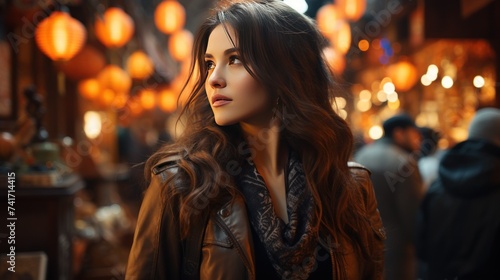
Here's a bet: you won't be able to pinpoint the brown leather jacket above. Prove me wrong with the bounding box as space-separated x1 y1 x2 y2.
125 161 385 280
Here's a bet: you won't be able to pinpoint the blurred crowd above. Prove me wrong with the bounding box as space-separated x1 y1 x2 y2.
354 107 500 280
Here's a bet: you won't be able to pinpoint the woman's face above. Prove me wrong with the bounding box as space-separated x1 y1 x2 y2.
204 24 272 126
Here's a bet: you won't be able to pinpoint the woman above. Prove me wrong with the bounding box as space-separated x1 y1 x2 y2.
126 1 385 279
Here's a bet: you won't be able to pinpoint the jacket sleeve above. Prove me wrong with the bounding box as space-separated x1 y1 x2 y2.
349 162 386 280
125 165 182 280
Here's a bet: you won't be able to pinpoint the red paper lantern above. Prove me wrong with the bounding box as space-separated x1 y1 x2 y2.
154 0 185 35
95 7 134 48
35 11 86 61
168 29 193 61
126 51 154 80
97 65 132 94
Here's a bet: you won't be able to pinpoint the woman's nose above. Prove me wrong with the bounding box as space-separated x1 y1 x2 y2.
208 67 226 88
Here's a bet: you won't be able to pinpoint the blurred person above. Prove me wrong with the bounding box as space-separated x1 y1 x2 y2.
355 113 425 280
417 107 500 280
125 1 385 279
417 127 444 190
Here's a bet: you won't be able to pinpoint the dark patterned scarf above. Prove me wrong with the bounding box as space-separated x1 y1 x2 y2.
236 150 319 279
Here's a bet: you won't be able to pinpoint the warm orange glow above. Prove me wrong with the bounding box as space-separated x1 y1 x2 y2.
139 89 156 110
94 7 134 48
387 60 418 92
112 92 129 109
127 98 143 116
126 51 154 79
316 4 341 38
169 29 193 61
358 39 369 51
78 79 101 100
154 0 185 35
328 20 351 54
59 44 106 80
323 47 346 75
336 0 366 22
99 88 116 106
97 65 132 94
170 60 198 107
35 11 86 61
158 88 177 112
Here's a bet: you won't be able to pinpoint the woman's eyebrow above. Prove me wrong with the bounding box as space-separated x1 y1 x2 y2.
204 47 239 58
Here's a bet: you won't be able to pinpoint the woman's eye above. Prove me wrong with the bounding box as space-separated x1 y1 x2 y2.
205 61 215 70
229 56 241 65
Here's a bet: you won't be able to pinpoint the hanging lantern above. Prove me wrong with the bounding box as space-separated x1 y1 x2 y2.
35 10 87 61
168 29 193 61
328 20 351 54
78 78 101 100
387 59 418 92
94 7 134 48
138 89 156 110
97 65 132 94
59 44 106 81
316 4 342 38
35 10 87 96
126 50 154 80
336 0 366 22
154 0 186 35
158 88 177 112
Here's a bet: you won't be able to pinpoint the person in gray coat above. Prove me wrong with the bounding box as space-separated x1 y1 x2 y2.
355 114 425 280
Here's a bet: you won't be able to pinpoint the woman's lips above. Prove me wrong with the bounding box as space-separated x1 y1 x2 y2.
211 94 232 107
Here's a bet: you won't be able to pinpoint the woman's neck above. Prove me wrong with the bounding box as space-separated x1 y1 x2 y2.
241 118 289 223
240 119 286 175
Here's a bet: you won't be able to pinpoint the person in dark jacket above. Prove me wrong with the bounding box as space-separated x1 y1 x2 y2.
125 1 385 279
417 107 500 280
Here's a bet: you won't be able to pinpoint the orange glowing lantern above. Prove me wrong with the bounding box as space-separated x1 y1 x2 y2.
158 88 177 112
35 9 87 96
168 29 193 61
154 0 186 35
139 89 156 110
97 65 132 94
387 60 418 92
78 79 101 100
126 50 154 79
336 0 366 22
35 10 87 61
94 7 134 48
316 4 341 38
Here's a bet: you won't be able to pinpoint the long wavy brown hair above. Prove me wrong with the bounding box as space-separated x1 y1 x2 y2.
146 0 380 277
